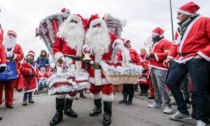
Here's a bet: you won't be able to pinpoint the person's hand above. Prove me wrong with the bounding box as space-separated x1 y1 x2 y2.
194 55 203 59
149 54 155 58
145 54 150 60
163 58 171 67
0 66 6 73
6 52 14 58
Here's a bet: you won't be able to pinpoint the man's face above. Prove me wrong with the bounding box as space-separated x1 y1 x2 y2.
124 40 131 48
177 13 191 22
8 33 16 38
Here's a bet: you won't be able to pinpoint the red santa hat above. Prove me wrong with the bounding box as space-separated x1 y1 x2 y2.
7 30 17 37
152 27 165 36
85 14 104 30
27 50 35 58
177 2 200 16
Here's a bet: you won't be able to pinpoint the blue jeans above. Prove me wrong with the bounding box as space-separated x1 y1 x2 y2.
166 59 209 123
23 92 32 100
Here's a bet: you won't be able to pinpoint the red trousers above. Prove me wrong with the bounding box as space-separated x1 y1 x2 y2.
89 84 113 95
149 79 154 97
0 80 16 106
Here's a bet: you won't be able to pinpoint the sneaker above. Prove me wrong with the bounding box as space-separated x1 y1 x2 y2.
148 102 162 109
22 100 27 106
163 105 173 114
196 120 206 126
169 111 191 121
28 98 34 103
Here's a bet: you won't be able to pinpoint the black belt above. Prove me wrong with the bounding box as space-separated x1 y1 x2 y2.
64 55 83 61
178 53 189 56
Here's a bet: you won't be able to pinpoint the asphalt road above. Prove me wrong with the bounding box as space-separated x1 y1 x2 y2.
0 90 201 126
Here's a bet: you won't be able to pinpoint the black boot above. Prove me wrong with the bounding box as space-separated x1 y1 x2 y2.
64 99 77 118
0 116 2 121
90 99 102 116
119 93 128 104
127 92 134 105
191 102 196 119
50 98 65 126
80 90 86 99
103 102 112 126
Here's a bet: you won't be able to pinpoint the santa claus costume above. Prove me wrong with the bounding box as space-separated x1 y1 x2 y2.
19 50 38 106
146 27 173 114
50 14 86 126
117 39 141 105
166 2 210 125
84 14 117 126
139 48 150 96
0 25 6 121
0 30 24 108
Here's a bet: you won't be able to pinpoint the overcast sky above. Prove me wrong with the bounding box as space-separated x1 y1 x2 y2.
0 0 209 60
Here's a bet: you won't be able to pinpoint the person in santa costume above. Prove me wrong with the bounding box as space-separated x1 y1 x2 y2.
139 48 150 96
19 50 38 106
145 27 173 114
50 14 86 126
163 2 210 125
0 25 6 121
0 30 24 108
118 39 141 105
84 14 118 126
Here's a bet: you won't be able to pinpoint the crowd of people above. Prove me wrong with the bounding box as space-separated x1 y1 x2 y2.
0 1 210 126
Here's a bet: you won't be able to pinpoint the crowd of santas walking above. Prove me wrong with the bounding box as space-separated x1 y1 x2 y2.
0 1 210 126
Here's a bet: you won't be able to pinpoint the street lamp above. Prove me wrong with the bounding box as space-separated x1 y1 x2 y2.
169 0 174 41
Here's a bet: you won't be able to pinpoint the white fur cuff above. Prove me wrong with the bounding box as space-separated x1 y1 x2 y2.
102 93 114 102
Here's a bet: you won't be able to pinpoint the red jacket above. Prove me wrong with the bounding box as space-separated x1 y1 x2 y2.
0 44 6 67
87 32 118 85
149 39 172 70
19 61 38 92
53 37 84 71
168 16 210 63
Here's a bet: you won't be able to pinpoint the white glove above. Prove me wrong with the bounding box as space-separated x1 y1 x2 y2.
6 51 14 58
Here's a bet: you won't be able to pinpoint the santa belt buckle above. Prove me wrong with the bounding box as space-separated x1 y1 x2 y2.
91 63 101 69
64 55 83 61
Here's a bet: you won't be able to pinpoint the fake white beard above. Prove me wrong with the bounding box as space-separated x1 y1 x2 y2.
57 23 85 50
3 35 17 49
85 25 110 55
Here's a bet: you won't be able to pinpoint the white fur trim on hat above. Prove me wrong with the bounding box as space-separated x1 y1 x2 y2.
54 52 64 60
68 15 82 25
177 9 196 16
89 18 104 28
112 39 124 49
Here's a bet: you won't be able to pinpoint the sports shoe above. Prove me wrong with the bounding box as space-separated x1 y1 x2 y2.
148 102 162 109
169 111 191 121
196 120 206 126
163 105 173 114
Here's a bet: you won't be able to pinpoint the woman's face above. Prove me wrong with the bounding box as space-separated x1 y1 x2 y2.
141 49 146 54
41 51 46 56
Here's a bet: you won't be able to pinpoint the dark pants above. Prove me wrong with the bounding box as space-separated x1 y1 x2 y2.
123 84 134 98
166 59 209 123
140 84 149 93
23 92 32 100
